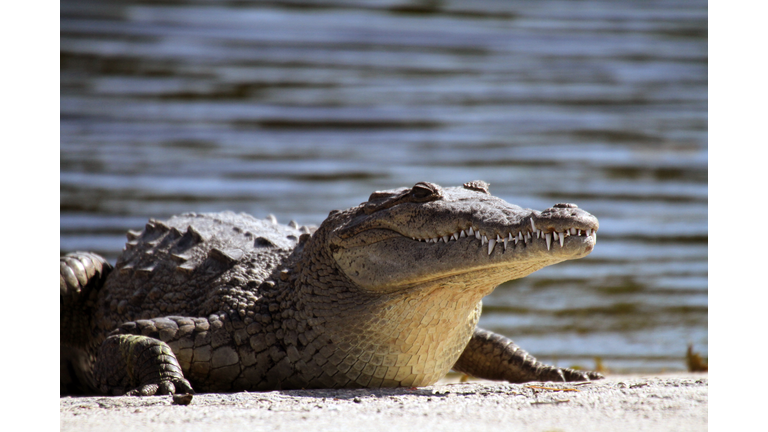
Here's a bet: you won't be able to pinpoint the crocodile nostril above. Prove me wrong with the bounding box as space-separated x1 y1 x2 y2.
553 203 578 209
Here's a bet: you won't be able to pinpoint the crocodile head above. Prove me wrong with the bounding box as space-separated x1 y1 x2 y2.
291 180 599 387
326 180 598 295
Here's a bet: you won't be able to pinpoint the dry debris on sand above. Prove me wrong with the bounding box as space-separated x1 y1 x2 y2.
61 374 707 432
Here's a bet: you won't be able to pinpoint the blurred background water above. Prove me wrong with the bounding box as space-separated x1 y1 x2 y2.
60 0 707 374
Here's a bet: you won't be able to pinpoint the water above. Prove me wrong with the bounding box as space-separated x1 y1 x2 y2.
60 0 708 373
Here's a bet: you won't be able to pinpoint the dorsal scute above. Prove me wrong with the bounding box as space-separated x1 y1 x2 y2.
112 212 314 297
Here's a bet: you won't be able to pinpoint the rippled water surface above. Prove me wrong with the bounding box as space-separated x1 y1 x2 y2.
61 0 708 373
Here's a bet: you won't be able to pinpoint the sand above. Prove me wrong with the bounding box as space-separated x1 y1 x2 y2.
60 374 707 432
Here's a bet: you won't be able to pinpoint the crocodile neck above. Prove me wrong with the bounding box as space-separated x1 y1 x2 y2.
280 209 486 388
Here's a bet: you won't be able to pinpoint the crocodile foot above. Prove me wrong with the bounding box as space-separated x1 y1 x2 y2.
95 335 194 396
454 328 606 384
551 367 604 382
124 379 194 397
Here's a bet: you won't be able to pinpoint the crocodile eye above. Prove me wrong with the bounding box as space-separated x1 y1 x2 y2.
411 186 432 199
409 182 442 202
410 182 433 199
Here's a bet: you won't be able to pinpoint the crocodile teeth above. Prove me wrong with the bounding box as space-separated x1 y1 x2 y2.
415 224 595 252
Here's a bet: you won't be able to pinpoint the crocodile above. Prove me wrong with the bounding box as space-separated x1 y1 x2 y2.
60 180 602 396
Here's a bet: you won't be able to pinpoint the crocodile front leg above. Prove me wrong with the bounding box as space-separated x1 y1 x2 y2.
94 315 224 395
453 328 603 383
98 314 279 394
95 334 193 396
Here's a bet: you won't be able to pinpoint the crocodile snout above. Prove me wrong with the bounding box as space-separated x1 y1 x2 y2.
536 203 599 233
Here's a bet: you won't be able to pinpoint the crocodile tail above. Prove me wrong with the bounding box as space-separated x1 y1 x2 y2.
60 252 113 348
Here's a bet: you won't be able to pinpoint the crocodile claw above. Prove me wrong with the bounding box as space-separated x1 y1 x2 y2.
559 368 604 382
125 378 194 397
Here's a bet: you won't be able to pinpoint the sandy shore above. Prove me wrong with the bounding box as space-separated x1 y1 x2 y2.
60 374 707 432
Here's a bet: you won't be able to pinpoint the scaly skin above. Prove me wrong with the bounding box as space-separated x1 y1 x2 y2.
60 181 602 395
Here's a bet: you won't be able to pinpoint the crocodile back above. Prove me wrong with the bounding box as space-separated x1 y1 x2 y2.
94 212 314 333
